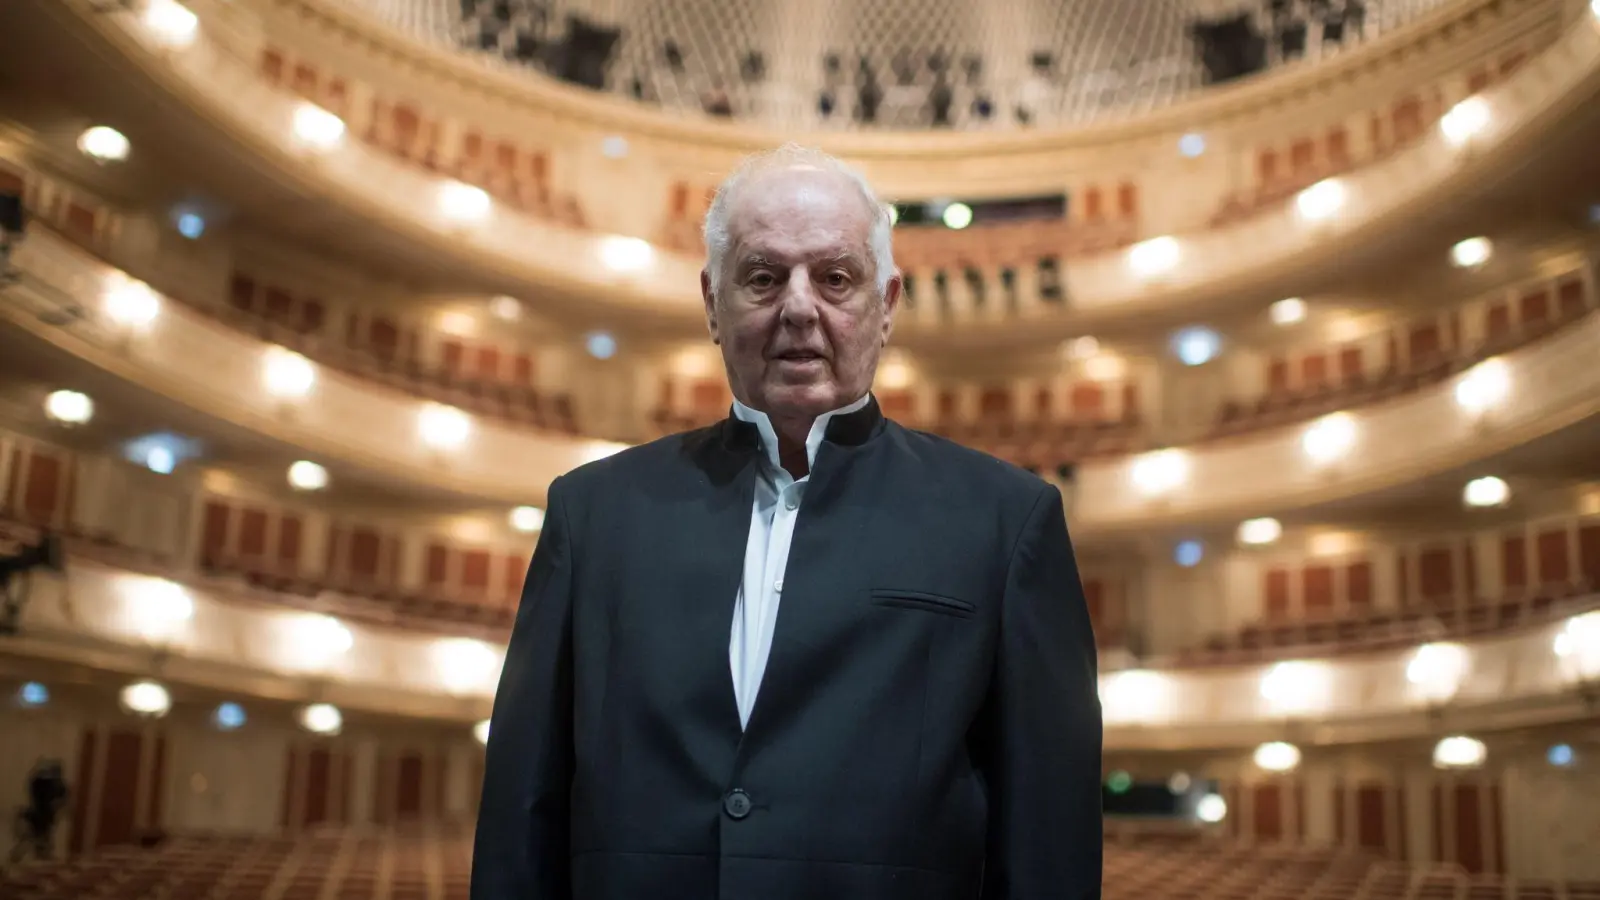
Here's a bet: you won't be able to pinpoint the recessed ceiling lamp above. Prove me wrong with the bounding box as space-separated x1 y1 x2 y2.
103 277 161 328
418 404 471 451
263 347 316 399
287 460 329 492
941 202 973 230
438 181 491 223
1129 449 1189 496
1433 735 1487 769
1171 327 1220 366
585 331 617 360
510 505 545 533
292 103 346 151
1440 96 1491 146
489 295 522 321
78 126 130 163
1253 741 1302 772
143 0 199 48
121 680 172 717
599 135 629 159
1238 517 1282 546
1178 133 1206 158
598 235 653 273
1462 475 1510 508
300 702 343 735
1295 178 1346 222
1127 236 1181 278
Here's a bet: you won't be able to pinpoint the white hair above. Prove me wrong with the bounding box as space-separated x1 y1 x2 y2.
702 143 895 300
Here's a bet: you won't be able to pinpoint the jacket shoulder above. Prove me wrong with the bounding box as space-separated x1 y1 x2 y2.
552 424 722 496
885 422 1053 502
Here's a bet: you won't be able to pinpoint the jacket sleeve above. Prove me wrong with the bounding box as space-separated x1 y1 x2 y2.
978 484 1103 899
471 475 576 900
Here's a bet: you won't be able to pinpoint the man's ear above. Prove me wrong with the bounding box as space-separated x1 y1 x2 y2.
880 271 903 346
700 269 720 345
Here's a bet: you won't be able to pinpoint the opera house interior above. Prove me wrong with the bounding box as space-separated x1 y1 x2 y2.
1 0 1600 896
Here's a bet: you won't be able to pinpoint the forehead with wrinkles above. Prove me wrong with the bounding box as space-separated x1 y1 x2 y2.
725 166 875 266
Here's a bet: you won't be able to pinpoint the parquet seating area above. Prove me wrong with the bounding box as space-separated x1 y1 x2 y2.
1175 585 1598 668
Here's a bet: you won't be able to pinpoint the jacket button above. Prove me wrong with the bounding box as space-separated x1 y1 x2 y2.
723 789 752 820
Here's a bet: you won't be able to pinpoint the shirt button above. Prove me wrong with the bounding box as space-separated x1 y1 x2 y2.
774 579 783 592
723 789 752 820
784 497 798 511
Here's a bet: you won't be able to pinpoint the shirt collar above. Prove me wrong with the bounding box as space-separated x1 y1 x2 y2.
731 393 873 473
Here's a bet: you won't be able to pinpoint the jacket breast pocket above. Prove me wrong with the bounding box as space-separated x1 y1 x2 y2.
870 588 977 619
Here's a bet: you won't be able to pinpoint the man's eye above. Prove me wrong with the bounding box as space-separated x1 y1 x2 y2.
825 271 850 287
748 272 776 289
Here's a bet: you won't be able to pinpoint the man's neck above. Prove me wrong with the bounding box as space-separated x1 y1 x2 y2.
769 415 815 479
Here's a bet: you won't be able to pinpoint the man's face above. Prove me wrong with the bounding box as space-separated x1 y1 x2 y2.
702 167 900 421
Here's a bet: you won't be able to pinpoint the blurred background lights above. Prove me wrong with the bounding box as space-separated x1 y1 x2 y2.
1167 772 1193 794
1554 611 1600 676
1237 517 1283 546
1295 178 1347 221
1195 793 1228 823
1451 236 1494 268
1100 669 1170 725
1548 743 1576 767
214 702 248 731
1130 449 1189 496
122 432 200 475
175 212 206 240
1302 412 1357 464
1105 770 1133 794
44 390 94 425
1128 235 1181 278
1455 358 1510 413
300 703 342 735
510 505 545 533
122 576 194 641
292 103 346 150
599 135 629 158
1270 297 1306 325
263 347 316 399
1253 741 1302 772
78 126 130 162
433 637 501 695
288 460 329 492
418 404 471 451
142 0 199 48
489 295 522 321
1174 540 1204 568
1178 132 1206 157
585 331 618 360
1433 735 1487 769
438 181 491 222
1260 660 1330 715
941 202 973 230
1405 642 1469 703
1171 327 1220 366
104 277 161 328
1440 96 1491 145
598 235 654 272
18 682 49 708
121 680 172 717
474 719 492 745
1463 475 1510 508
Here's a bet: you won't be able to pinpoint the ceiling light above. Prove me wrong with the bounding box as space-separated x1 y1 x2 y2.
1301 412 1357 465
418 404 471 451
489 295 521 321
121 680 172 717
1178 133 1206 158
1433 735 1487 769
433 637 501 695
1171 326 1220 366
292 103 346 150
287 460 329 491
287 613 353 670
585 331 617 360
1463 475 1510 508
18 682 50 708
438 181 491 223
1066 336 1101 360
1553 611 1600 676
119 575 194 641
1129 449 1189 496
1195 793 1228 823
510 505 545 533
1454 358 1510 414
1451 236 1493 268
1295 178 1347 222
942 202 973 230
213 702 247 730
1083 354 1126 382
599 135 629 159
103 277 160 328
438 311 478 337
1548 743 1576 767
78 126 130 162
44 390 94 425
1174 540 1204 568
299 703 343 735
143 0 199 48
1253 741 1302 772
263 347 315 398
1167 772 1192 794
474 719 492 745
582 441 629 464
876 355 913 389
1238 517 1282 546
885 203 900 226
123 432 197 475
1270 297 1306 325
1127 236 1181 278
145 445 176 475
598 235 653 273
1440 96 1491 146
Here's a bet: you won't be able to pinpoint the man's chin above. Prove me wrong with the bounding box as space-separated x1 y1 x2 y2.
759 381 847 418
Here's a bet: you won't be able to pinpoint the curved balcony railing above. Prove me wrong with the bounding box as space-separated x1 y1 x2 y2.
48 0 1600 334
6 228 1600 530
13 554 1598 749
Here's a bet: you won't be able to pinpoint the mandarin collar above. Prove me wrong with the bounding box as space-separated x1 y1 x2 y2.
720 393 885 465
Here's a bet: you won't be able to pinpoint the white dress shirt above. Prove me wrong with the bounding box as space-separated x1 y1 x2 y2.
727 393 871 730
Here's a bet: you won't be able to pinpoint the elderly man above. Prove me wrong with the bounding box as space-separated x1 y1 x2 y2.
473 145 1102 900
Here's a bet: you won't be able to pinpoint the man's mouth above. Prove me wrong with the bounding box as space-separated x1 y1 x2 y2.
776 351 823 362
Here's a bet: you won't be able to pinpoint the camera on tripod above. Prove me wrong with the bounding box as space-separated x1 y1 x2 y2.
0 532 65 636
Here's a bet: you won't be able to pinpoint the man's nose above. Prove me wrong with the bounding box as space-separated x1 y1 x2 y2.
778 270 821 326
